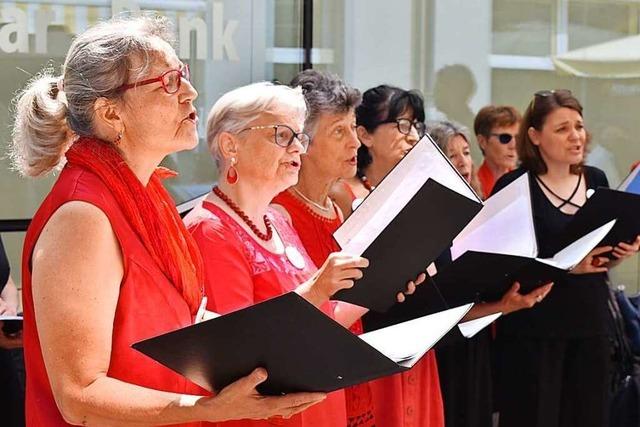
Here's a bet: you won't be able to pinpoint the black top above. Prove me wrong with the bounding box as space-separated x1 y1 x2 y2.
492 166 611 338
0 237 9 293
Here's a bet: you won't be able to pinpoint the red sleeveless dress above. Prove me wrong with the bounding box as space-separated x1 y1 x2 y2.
184 200 347 427
21 164 203 427
275 189 446 427
272 190 376 427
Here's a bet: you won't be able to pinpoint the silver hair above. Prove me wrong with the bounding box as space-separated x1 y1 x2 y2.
426 120 472 152
10 15 175 177
206 82 307 166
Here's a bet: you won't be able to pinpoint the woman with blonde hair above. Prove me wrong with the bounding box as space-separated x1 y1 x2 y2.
11 16 324 426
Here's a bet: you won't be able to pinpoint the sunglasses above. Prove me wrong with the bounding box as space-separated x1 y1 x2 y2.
530 89 573 111
118 64 191 94
489 133 517 144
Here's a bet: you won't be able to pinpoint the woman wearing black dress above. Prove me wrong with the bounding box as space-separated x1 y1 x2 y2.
493 90 640 427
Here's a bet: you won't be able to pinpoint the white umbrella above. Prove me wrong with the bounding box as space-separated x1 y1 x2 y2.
553 34 640 79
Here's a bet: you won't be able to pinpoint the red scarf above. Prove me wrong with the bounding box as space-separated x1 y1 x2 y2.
65 137 204 315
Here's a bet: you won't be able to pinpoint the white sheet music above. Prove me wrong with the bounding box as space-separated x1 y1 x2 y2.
451 173 537 260
334 135 480 256
537 220 616 269
457 312 502 338
359 303 473 368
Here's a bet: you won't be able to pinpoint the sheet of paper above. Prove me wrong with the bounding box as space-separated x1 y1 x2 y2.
334 135 480 256
359 303 473 367
451 173 537 260
537 219 616 269
457 312 502 338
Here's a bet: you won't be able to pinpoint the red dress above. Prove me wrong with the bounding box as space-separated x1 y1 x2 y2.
21 165 203 427
273 189 445 427
272 190 376 427
184 200 347 427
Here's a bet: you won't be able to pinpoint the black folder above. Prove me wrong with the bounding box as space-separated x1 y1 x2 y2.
132 292 471 395
332 179 482 312
559 188 640 249
433 251 565 302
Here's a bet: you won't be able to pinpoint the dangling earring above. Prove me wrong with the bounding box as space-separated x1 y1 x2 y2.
114 131 123 146
226 157 239 184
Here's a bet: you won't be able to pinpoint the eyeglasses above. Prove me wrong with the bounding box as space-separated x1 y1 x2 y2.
530 89 572 111
489 133 517 144
117 64 190 94
383 118 427 138
239 124 310 151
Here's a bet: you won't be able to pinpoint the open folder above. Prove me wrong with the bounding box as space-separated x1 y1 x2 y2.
558 187 640 249
133 292 472 395
433 173 616 301
331 135 482 312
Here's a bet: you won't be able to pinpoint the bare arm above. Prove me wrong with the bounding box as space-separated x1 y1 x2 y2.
32 201 324 426
462 282 554 322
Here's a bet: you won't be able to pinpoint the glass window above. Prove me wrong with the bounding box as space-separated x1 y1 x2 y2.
568 1 633 51
0 0 305 288
492 0 553 56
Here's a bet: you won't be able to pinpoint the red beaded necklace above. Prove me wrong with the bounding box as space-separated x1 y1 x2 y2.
212 186 273 241
360 175 374 192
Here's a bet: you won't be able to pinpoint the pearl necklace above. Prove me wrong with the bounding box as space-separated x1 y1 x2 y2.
291 186 333 213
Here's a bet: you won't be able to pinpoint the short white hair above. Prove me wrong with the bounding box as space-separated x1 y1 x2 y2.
206 82 307 164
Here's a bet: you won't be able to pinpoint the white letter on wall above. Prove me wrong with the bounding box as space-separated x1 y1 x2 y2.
212 2 239 61
179 17 208 60
0 7 28 53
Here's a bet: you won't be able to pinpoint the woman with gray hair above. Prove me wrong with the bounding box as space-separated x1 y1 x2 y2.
11 16 325 426
184 81 375 427
273 72 426 427
426 120 483 196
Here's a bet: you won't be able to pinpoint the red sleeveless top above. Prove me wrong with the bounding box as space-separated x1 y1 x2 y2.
184 200 347 427
274 189 445 427
21 165 203 427
272 190 376 427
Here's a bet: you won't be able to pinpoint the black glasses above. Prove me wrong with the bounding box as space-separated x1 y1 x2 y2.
118 64 190 94
383 118 426 138
239 124 310 151
489 133 517 144
531 89 573 111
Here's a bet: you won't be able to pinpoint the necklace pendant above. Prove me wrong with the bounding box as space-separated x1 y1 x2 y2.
285 246 306 270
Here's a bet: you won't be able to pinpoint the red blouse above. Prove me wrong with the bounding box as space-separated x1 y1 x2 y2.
184 200 346 427
274 189 445 427
21 165 203 427
272 190 376 427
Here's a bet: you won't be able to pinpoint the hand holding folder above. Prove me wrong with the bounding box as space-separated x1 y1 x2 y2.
331 135 482 312
434 173 617 302
133 292 472 395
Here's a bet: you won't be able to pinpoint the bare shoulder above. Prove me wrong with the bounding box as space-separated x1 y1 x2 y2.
33 200 123 295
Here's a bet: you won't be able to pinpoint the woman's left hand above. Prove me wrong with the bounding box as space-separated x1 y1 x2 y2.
611 235 640 260
396 272 427 303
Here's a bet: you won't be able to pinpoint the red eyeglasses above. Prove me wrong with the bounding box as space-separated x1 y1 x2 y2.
117 64 190 94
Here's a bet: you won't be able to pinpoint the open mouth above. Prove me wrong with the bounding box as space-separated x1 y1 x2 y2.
286 160 300 168
347 156 357 165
